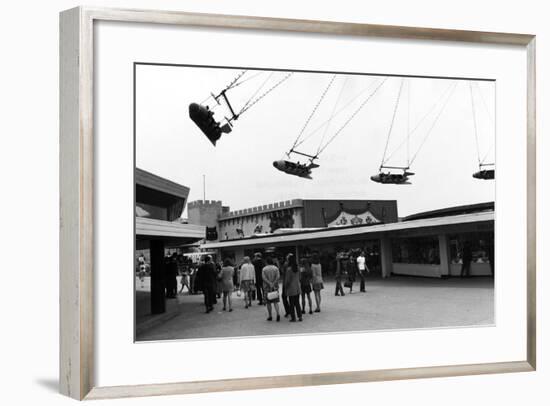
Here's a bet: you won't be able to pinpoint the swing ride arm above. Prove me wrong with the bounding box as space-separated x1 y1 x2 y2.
379 165 410 170
288 149 318 161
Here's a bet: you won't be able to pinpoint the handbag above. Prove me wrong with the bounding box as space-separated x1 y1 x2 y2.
267 290 279 301
344 281 352 288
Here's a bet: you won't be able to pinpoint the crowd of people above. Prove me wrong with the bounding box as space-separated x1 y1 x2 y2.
193 252 327 321
136 249 372 322
334 250 370 295
191 250 372 322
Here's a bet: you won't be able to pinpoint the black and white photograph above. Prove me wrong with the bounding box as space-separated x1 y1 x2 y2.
134 64 495 341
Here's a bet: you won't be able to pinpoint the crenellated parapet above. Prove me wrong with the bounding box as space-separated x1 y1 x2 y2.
187 200 224 209
220 199 303 220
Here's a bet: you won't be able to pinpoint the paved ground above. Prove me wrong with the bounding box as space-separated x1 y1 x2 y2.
136 275 494 341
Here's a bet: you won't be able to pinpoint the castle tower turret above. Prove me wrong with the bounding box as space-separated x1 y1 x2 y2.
187 200 225 228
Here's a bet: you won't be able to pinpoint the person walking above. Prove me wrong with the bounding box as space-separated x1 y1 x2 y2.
189 262 197 294
232 260 240 290
460 241 473 277
345 255 356 294
356 251 369 292
299 258 313 315
166 253 178 298
252 252 265 305
195 255 217 313
334 254 345 296
279 257 291 317
262 256 281 322
177 254 191 294
215 261 223 299
284 253 302 322
239 256 256 308
311 252 324 312
136 254 149 288
220 259 235 312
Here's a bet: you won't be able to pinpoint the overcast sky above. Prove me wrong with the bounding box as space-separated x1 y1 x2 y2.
136 64 495 218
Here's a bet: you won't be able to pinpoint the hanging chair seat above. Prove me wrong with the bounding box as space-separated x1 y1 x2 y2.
472 169 495 180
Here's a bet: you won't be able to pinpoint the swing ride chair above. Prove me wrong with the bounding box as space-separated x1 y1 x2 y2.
272 149 320 180
472 163 495 180
188 102 233 146
189 70 293 146
370 166 414 185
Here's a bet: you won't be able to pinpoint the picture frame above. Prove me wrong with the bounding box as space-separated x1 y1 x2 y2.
59 6 536 400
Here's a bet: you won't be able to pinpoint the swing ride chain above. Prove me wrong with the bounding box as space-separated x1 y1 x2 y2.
380 79 405 170
470 82 494 165
239 73 274 116
201 70 249 105
317 78 387 156
469 82 481 166
225 70 248 91
291 75 337 152
238 72 294 116
316 77 349 156
294 80 378 150
383 81 456 166
408 81 458 166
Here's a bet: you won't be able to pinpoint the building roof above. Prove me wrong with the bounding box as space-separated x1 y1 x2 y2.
136 217 204 242
403 202 494 221
201 211 494 249
136 168 189 199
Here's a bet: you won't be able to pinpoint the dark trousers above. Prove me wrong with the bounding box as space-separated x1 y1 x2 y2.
190 274 196 293
335 278 344 296
165 277 177 298
282 292 290 315
359 273 365 292
256 282 264 303
203 286 215 310
288 295 301 320
460 261 471 277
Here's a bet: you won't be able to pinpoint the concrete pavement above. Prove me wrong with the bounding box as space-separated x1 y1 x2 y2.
136 275 494 341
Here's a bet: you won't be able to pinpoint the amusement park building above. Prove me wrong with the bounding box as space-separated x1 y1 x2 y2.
200 202 495 279
187 198 399 240
135 168 204 315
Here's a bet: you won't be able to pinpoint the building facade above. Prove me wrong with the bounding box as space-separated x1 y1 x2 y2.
187 198 399 241
201 203 494 279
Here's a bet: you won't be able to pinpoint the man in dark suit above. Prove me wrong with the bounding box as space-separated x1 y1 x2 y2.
165 253 178 298
195 255 217 313
460 241 473 278
252 252 265 305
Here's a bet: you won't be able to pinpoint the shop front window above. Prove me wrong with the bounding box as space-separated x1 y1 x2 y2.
449 232 494 264
392 236 440 264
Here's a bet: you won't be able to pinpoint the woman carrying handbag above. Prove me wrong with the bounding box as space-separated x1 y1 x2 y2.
262 256 281 322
